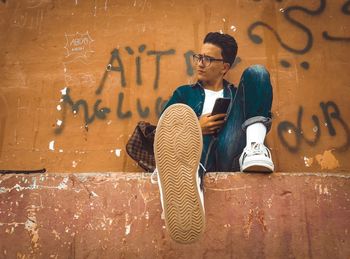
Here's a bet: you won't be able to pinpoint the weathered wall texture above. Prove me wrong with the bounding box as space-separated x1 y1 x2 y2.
0 172 349 258
0 0 350 172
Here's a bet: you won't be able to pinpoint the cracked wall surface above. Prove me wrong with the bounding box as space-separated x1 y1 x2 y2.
0 172 349 258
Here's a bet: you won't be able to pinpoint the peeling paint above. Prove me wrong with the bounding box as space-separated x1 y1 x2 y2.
90 191 98 197
49 140 55 151
125 213 132 235
115 149 121 157
315 150 340 170
24 215 39 249
125 224 131 235
72 161 78 168
52 230 60 240
60 87 67 95
266 195 274 208
303 156 314 167
243 209 254 239
57 177 69 190
314 184 331 196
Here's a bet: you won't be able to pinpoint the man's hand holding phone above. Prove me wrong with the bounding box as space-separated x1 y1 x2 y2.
199 97 230 135
199 113 226 135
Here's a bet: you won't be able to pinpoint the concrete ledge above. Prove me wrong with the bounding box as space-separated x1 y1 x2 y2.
0 172 349 258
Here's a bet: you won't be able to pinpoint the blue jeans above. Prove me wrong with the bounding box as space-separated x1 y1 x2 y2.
200 65 273 172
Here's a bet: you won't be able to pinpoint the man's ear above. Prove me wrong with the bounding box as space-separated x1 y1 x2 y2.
222 63 230 75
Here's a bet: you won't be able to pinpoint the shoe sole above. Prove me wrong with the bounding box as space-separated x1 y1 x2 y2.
242 160 274 173
154 104 204 244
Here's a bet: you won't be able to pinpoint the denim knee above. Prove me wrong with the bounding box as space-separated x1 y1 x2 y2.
242 64 270 80
239 64 273 128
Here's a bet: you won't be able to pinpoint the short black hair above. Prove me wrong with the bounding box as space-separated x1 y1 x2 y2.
203 32 238 67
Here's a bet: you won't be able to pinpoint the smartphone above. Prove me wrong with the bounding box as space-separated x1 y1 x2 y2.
211 98 231 116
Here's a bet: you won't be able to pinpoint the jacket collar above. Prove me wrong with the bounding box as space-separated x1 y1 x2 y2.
192 79 233 90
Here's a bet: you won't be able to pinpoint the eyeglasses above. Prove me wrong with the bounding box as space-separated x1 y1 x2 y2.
192 54 224 67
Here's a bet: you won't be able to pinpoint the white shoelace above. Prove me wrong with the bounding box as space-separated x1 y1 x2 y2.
245 142 265 156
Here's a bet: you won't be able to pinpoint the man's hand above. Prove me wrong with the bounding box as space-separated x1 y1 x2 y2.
199 113 226 135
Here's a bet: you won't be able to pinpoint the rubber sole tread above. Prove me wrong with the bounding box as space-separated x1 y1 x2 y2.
154 104 205 244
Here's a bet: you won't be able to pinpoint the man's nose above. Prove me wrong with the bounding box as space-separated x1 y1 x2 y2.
198 58 205 67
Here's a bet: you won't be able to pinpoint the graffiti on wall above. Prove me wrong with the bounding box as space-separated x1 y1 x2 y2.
278 101 350 153
53 0 350 156
55 45 189 134
64 32 94 57
248 0 350 153
55 38 242 135
248 0 350 69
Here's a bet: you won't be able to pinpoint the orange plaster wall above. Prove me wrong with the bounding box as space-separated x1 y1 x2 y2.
0 0 349 172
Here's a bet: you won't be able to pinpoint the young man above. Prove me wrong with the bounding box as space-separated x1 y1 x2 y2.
152 32 274 243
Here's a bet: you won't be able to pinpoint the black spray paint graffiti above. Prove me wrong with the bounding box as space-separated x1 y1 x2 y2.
54 88 111 134
184 50 195 76
56 43 244 134
248 0 350 69
342 0 350 14
55 1 349 135
55 45 195 134
323 0 350 41
115 93 168 120
278 101 350 153
55 41 245 134
55 88 168 135
95 46 175 94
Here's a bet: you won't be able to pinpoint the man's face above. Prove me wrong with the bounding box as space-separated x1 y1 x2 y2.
195 43 228 84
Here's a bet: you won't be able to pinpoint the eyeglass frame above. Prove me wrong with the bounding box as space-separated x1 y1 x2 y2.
192 54 225 67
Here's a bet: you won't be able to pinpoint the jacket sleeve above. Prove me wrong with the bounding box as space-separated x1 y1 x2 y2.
160 88 184 115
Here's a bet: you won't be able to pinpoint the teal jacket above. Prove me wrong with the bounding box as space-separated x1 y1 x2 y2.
162 79 237 117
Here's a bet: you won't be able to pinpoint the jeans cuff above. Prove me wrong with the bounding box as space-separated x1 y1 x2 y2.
241 116 272 132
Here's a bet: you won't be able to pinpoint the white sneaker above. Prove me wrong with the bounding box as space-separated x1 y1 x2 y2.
153 103 205 244
239 142 274 173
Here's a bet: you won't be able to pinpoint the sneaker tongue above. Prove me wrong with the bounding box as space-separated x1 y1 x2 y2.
251 142 263 151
